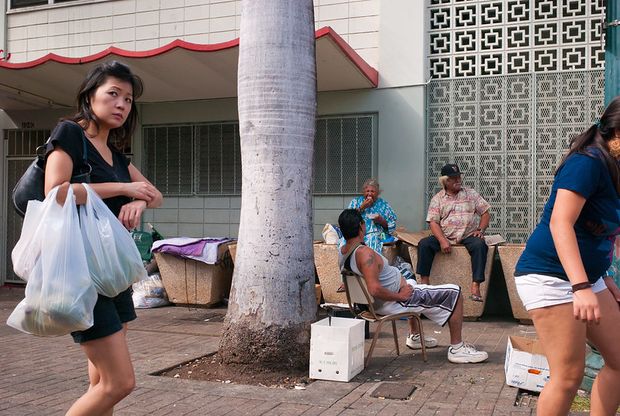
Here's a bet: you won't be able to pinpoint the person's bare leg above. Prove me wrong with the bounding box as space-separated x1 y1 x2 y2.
446 294 464 344
528 303 586 416
66 328 134 416
408 317 420 335
471 281 481 297
586 290 620 416
420 276 430 285
83 325 129 416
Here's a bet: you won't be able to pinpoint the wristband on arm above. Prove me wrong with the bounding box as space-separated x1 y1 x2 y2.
571 282 592 293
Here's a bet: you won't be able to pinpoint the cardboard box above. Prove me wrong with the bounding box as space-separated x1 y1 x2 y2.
309 317 365 382
505 336 550 392
155 245 233 307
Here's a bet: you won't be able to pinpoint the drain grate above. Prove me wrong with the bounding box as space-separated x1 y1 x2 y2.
370 382 417 400
179 312 225 322
514 389 539 408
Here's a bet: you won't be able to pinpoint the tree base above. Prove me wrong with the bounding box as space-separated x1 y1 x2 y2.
219 320 311 370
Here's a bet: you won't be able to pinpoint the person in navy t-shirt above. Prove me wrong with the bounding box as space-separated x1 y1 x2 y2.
514 97 620 416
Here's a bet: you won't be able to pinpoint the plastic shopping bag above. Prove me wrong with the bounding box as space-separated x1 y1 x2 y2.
132 273 170 309
11 199 46 279
79 183 147 297
7 186 98 336
322 223 341 244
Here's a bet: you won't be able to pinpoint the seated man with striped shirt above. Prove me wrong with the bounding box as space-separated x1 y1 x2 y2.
338 209 488 364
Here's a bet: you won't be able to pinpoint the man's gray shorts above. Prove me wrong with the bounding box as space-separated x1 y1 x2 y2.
376 283 461 327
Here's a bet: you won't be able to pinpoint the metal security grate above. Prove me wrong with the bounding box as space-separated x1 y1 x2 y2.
144 115 375 196
314 115 374 194
5 129 50 283
426 71 605 243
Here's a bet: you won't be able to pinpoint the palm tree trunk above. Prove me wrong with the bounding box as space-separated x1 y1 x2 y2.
219 0 317 370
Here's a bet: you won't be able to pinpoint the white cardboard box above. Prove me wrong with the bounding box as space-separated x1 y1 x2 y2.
309 317 365 382
505 335 550 392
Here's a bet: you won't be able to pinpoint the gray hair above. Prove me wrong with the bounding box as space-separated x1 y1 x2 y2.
362 178 381 192
438 176 449 189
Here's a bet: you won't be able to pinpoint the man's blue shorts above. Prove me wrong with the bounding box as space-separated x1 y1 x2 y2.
71 287 136 344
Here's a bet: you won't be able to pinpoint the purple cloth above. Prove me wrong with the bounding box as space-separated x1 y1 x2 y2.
152 237 233 264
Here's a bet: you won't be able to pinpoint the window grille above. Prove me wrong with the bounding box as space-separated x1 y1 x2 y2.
143 114 375 196
6 129 49 156
313 115 374 194
10 0 78 9
10 0 47 8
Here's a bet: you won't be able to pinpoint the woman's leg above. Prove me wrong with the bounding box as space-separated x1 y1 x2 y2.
66 327 135 416
528 303 586 416
586 289 620 416
84 325 129 416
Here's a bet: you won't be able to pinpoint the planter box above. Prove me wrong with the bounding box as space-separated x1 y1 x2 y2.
313 243 347 304
313 243 400 304
497 244 530 323
407 244 496 319
309 317 365 382
155 245 233 307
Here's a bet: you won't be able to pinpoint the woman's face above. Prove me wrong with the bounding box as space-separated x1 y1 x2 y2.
89 76 133 130
363 185 379 202
609 132 620 160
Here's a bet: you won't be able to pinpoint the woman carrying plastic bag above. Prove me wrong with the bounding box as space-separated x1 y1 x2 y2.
80 183 146 297
8 186 98 336
20 62 162 415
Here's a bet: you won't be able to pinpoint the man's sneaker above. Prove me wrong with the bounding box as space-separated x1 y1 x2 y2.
406 333 438 349
447 342 488 363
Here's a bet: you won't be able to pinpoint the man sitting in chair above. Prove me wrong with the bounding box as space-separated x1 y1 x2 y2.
338 209 488 364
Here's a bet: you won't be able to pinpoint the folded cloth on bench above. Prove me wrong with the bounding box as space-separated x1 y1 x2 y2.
152 237 233 264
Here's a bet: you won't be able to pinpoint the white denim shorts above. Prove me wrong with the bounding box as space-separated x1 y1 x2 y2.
515 273 607 311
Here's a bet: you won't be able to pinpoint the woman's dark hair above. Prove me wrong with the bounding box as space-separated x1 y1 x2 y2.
558 95 620 195
338 209 363 240
71 60 143 150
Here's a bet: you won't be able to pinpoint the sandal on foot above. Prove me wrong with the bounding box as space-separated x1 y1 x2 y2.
336 283 346 293
469 294 483 302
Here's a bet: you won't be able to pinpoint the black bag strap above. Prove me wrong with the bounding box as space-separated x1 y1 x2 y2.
37 128 91 175
341 242 364 273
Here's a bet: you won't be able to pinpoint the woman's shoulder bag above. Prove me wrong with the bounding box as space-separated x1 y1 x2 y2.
11 133 92 217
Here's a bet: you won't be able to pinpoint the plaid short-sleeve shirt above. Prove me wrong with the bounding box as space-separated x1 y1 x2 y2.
426 187 490 243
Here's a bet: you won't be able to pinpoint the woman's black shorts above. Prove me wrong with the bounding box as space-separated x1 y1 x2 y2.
71 287 136 344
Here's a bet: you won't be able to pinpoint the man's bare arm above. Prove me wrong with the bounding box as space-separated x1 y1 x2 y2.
356 247 412 302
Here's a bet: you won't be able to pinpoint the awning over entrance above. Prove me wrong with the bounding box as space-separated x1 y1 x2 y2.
0 27 378 111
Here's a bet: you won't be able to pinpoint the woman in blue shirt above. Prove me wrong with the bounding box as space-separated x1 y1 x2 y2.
515 97 620 415
348 178 397 254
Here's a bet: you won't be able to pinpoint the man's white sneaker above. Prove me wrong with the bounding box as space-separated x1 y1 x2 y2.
447 342 488 363
406 333 438 350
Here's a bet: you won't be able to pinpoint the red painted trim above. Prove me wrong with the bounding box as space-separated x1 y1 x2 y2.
0 26 378 87
315 27 378 87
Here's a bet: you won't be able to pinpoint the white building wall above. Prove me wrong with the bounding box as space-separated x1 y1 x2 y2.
138 80 426 241
6 0 381 68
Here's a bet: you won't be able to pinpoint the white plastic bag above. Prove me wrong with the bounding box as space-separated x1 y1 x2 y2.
79 183 147 297
132 273 170 309
7 186 98 336
12 197 58 279
322 223 340 244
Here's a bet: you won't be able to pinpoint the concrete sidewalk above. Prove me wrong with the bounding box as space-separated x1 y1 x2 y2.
0 285 542 416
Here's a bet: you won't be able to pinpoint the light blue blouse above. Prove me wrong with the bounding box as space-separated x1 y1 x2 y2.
347 196 397 253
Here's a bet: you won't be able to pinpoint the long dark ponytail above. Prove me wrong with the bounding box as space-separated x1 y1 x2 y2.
557 95 620 195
